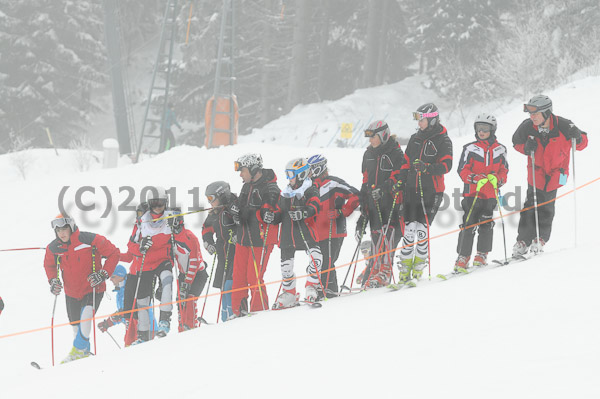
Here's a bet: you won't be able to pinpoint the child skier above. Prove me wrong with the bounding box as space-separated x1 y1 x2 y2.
455 113 509 271
271 158 323 308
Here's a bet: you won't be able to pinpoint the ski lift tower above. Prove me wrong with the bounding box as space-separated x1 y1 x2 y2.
205 0 238 148
135 0 180 161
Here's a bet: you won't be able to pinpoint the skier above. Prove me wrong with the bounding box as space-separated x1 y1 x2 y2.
455 113 509 271
43 214 119 363
202 181 238 321
229 153 280 316
97 265 158 346
121 187 175 344
512 95 588 255
170 207 208 331
397 103 453 283
355 120 407 288
308 154 359 297
272 158 323 309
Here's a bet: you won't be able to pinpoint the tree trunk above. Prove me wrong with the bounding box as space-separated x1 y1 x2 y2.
375 0 389 86
287 0 309 111
316 2 331 101
362 0 382 88
259 0 274 126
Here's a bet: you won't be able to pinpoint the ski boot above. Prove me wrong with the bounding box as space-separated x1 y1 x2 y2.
454 255 470 273
304 284 319 303
412 256 428 280
131 330 151 346
368 262 392 288
156 320 170 338
529 238 545 254
512 240 528 257
397 258 413 284
61 346 90 364
272 290 299 310
472 252 488 267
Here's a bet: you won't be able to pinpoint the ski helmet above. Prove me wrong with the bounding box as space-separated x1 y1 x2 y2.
364 120 391 144
205 181 231 204
474 113 497 137
51 213 77 232
285 157 310 188
523 95 552 119
234 153 263 177
147 186 168 209
413 103 440 127
112 265 127 278
307 154 327 178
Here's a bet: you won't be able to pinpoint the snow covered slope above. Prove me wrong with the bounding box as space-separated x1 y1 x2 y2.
0 75 598 398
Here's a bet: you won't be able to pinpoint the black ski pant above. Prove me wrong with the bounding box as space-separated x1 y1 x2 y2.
318 237 343 297
403 190 443 225
457 197 496 257
517 185 557 244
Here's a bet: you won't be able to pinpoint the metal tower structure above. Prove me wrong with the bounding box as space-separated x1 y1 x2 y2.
205 0 238 149
135 0 179 161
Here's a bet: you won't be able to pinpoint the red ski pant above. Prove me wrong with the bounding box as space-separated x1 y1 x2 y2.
231 244 273 315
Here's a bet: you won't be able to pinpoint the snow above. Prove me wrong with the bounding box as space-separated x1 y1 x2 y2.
0 74 599 398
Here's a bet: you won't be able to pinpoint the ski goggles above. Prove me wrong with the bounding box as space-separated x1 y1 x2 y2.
206 194 218 203
474 123 492 133
234 161 246 172
523 104 544 114
364 124 388 138
412 111 438 121
285 164 309 179
148 198 167 208
51 217 74 230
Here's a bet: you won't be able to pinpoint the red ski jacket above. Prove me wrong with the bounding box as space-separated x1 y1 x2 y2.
173 228 205 285
121 211 174 274
313 174 359 239
457 139 509 199
44 229 119 300
513 115 588 192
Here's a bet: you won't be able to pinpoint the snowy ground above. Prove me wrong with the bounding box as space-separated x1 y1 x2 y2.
0 75 598 398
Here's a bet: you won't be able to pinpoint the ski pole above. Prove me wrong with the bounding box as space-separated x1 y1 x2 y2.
571 138 578 248
170 231 184 331
529 147 541 246
199 253 217 326
489 176 508 265
340 217 366 291
125 251 146 343
91 247 97 355
50 295 58 367
324 219 333 297
105 329 122 349
246 222 267 311
417 171 432 279
216 237 232 324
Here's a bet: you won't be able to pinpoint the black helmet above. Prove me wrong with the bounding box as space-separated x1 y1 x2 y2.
414 103 439 127
524 95 552 119
205 181 231 204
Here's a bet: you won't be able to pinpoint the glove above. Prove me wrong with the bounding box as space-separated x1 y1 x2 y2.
139 236 153 254
228 232 237 245
98 317 115 333
566 126 582 142
204 241 216 255
179 281 191 299
524 137 537 154
413 159 430 173
49 278 62 296
487 174 498 188
355 216 366 242
467 173 487 184
391 180 403 194
263 210 275 224
328 209 342 220
87 269 109 288
228 203 241 225
289 209 308 221
371 188 383 201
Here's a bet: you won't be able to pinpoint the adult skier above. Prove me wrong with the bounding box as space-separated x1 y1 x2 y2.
44 214 119 362
512 95 588 255
455 113 509 271
307 154 359 297
271 158 323 308
397 103 453 283
121 187 175 344
170 207 208 331
355 120 407 288
202 181 238 321
229 153 280 316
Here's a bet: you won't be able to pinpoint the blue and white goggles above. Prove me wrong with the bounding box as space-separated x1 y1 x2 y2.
285 164 309 179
